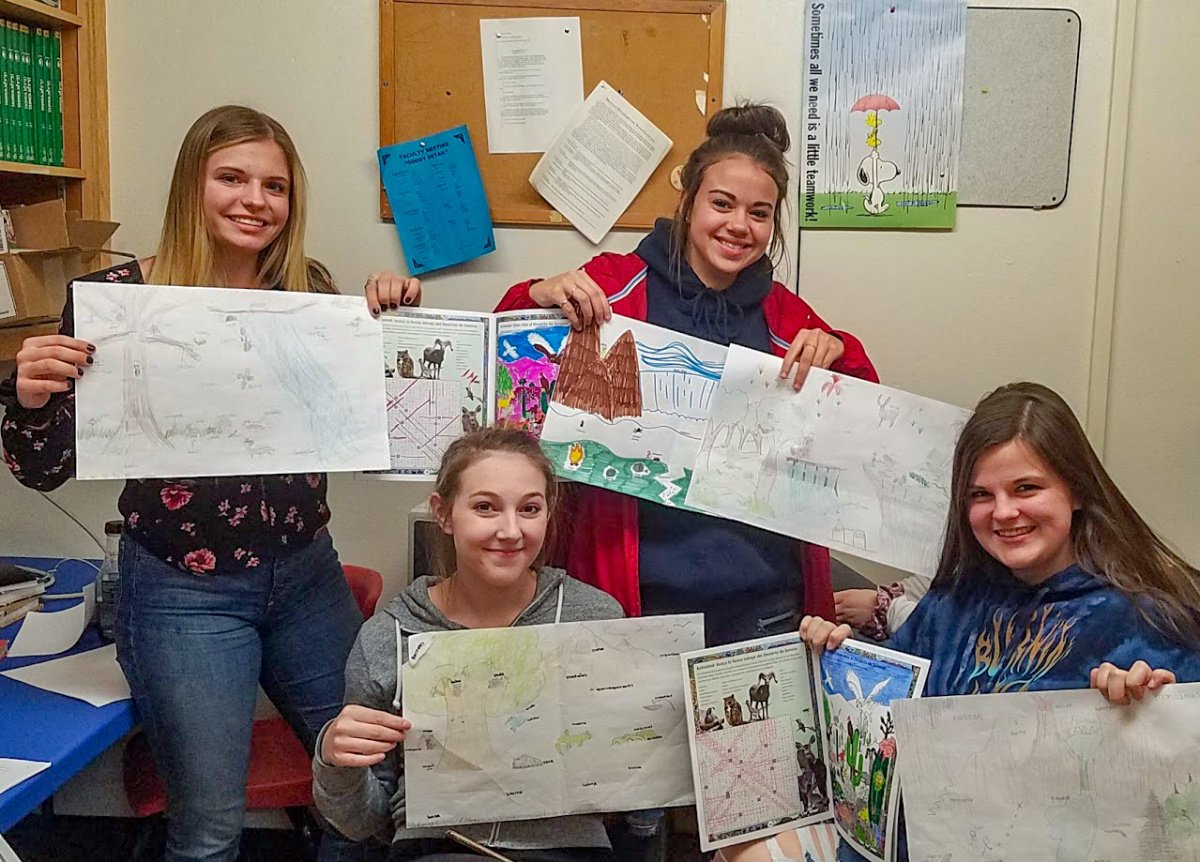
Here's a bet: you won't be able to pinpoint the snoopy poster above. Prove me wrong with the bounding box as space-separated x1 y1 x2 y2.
802 0 966 229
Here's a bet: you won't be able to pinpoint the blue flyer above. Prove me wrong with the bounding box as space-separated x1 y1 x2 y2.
378 125 496 274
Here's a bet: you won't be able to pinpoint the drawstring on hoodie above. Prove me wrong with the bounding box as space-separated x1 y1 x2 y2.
393 617 402 712
680 282 745 343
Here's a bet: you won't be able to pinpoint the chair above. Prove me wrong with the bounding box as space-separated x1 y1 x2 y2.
124 564 385 859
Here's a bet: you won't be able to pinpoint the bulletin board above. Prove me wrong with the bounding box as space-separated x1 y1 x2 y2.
379 0 726 228
958 7 1081 208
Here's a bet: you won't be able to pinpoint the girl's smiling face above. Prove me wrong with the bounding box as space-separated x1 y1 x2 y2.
967 439 1079 585
201 139 291 259
683 154 777 289
432 452 549 588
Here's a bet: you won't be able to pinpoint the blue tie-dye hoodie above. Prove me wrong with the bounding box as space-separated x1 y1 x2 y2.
887 561 1200 697
836 562 1200 862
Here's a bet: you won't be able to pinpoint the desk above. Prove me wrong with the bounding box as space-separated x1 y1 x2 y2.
0 558 137 859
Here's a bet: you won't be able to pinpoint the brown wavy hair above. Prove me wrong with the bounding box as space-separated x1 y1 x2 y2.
933 381 1200 648
430 426 559 577
669 102 791 276
152 105 334 293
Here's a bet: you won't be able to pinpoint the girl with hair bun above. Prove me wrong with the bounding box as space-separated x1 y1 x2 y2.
495 103 878 648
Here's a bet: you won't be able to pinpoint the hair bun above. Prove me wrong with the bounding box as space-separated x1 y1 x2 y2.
706 103 790 154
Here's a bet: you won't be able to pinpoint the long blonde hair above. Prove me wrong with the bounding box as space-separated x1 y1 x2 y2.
153 105 333 293
933 382 1200 648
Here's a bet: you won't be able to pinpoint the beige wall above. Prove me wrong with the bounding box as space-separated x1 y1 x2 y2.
1 0 1193 599
1102 1 1200 564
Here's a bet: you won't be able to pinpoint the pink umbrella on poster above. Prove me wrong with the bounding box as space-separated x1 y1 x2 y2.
850 94 901 214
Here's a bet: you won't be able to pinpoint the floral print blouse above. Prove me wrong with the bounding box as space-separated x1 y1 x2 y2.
0 262 332 575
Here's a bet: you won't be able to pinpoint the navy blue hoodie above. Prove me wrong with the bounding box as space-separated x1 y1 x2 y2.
634 220 801 647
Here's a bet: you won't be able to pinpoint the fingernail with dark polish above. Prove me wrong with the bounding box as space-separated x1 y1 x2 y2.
390 302 399 310
403 296 413 305
86 356 94 365
372 307 380 316
86 344 96 353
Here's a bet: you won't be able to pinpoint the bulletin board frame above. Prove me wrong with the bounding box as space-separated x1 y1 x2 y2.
379 0 726 229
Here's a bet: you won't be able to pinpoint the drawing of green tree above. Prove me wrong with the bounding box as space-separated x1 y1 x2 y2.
497 364 514 397
1164 778 1200 848
406 630 547 773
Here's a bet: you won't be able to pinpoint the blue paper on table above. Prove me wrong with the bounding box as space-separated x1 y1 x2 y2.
378 125 496 275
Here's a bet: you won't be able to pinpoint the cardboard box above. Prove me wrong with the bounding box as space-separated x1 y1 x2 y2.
0 200 119 327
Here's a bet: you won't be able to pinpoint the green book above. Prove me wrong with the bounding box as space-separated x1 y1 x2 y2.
18 23 32 163
0 19 12 163
32 27 43 165
37 28 49 166
7 20 19 164
51 28 61 165
7 21 18 163
2 20 14 163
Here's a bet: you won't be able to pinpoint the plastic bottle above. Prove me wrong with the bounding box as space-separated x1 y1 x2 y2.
94 520 122 641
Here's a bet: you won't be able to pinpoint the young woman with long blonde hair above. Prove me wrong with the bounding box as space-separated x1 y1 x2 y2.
2 105 418 861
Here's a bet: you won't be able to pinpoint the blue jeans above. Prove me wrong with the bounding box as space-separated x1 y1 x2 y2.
115 531 366 862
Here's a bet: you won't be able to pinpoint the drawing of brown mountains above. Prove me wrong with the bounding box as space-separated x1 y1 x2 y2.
552 327 642 420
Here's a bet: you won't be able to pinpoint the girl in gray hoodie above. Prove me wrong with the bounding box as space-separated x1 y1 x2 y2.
313 427 623 861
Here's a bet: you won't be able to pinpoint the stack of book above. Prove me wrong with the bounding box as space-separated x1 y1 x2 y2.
0 563 47 627
0 20 62 167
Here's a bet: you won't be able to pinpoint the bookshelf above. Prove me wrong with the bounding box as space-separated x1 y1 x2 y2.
0 1 82 29
0 0 107 360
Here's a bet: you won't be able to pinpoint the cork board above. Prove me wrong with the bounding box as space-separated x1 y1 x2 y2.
380 0 726 228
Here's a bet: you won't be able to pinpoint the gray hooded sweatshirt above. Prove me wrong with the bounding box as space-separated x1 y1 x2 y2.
312 567 624 851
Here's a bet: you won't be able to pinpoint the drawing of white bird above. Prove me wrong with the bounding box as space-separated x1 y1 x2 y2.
844 672 892 725
502 340 518 359
846 670 891 706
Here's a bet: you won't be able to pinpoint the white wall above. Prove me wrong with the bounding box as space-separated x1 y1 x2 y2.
1 0 1139 592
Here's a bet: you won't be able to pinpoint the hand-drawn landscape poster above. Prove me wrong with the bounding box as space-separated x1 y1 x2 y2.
538 314 727 508
817 640 929 862
802 0 966 228
371 307 567 477
682 635 928 859
686 345 971 575
401 614 704 826
893 683 1200 862
682 634 830 851
73 283 389 480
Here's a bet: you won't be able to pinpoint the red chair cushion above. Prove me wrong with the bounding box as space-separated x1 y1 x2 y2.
124 717 313 816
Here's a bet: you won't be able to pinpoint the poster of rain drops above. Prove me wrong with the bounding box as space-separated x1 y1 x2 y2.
801 0 967 229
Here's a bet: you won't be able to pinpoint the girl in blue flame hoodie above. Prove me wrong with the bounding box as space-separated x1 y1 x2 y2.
786 382 1200 862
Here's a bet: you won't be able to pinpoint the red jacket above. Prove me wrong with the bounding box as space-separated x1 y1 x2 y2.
496 251 879 621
